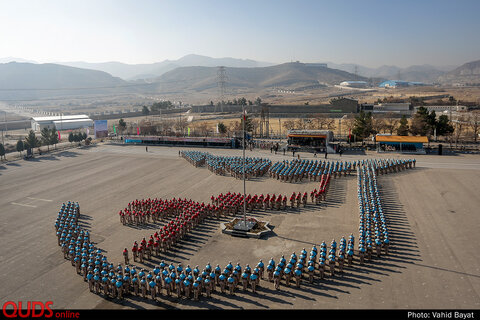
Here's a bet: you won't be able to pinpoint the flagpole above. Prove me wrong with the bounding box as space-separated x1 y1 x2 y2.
243 104 247 227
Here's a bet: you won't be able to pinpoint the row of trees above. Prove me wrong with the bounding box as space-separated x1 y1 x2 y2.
210 97 262 107
142 101 176 115
0 128 89 160
350 107 480 146
117 106 480 145
351 108 455 141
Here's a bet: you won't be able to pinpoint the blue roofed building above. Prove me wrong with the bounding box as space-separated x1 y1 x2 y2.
379 80 427 88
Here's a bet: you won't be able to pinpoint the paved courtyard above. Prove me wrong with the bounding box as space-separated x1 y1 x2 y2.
0 143 479 309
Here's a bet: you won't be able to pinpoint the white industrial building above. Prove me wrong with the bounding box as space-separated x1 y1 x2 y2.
413 105 467 113
31 114 94 131
340 81 369 88
373 103 411 112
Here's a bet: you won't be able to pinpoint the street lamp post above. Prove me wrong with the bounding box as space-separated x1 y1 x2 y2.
242 104 247 227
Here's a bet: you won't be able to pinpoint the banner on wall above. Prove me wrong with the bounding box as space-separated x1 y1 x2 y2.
94 120 108 139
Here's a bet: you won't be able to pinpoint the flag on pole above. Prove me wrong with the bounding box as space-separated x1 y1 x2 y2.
216 123 219 134
137 127 140 135
86 127 89 136
113 125 116 134
187 127 191 136
58 131 61 141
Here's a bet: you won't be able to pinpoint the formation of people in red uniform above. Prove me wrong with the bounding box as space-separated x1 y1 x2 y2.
120 170 332 262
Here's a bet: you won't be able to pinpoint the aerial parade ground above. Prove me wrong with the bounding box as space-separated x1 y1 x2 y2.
0 143 479 310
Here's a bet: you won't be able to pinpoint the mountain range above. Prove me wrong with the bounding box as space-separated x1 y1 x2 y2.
0 54 460 83
58 54 275 80
437 60 480 85
0 56 479 101
151 62 367 93
58 55 459 83
325 62 456 83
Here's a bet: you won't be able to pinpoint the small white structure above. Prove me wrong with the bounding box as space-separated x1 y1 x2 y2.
413 105 467 113
31 114 93 131
374 103 411 112
340 81 368 88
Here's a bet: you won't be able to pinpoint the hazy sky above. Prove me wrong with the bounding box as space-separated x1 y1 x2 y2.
0 0 479 68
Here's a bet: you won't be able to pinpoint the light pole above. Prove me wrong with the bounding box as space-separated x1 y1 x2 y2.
242 104 247 228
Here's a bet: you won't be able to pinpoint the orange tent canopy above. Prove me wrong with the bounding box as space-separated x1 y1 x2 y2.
375 135 428 143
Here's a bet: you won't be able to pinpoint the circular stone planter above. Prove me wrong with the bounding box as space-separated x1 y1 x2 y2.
221 217 272 239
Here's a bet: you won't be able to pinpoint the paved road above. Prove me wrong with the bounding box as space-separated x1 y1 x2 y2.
0 143 478 309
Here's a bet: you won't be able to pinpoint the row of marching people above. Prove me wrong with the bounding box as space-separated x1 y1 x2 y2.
205 155 272 179
268 159 354 183
118 198 218 226
180 150 207 167
356 163 391 263
125 202 215 263
358 158 415 176
119 234 361 301
180 150 272 179
116 235 354 300
54 202 126 299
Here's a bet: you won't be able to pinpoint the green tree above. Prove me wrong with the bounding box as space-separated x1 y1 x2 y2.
397 115 410 136
436 114 454 136
74 132 82 142
217 122 227 135
118 118 127 134
25 130 41 151
426 110 437 136
255 97 262 105
68 132 74 144
41 127 52 152
352 111 374 140
50 127 59 149
16 139 25 156
238 97 247 106
151 101 173 112
410 106 432 136
142 105 150 115
0 143 5 161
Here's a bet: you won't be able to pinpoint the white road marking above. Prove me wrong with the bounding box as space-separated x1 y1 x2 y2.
11 202 37 208
26 197 53 202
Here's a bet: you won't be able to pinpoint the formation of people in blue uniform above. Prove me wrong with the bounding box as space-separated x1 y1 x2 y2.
181 149 415 184
356 162 396 261
268 159 354 182
55 201 360 300
54 155 416 303
181 151 272 179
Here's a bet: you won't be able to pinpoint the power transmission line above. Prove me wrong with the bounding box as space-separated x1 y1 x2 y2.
217 66 228 103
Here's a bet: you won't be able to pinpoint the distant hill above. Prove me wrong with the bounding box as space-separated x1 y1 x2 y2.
0 62 128 100
437 59 480 85
0 57 38 64
0 62 126 89
59 54 275 80
151 62 368 93
326 62 452 83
